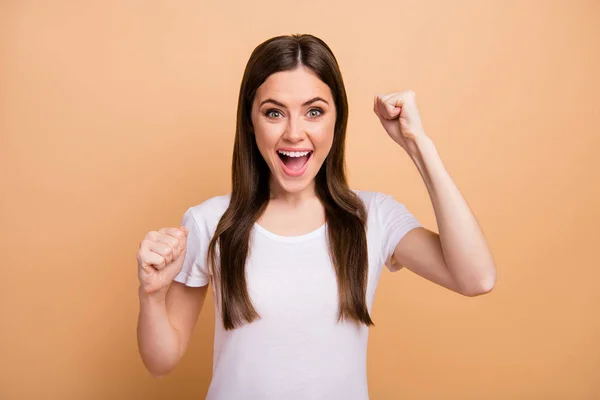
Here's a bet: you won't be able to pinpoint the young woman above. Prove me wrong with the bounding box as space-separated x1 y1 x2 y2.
136 34 496 399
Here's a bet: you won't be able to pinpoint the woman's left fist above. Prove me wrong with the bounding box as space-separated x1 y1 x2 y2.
373 90 429 153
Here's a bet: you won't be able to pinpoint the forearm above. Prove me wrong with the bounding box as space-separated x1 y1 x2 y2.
137 287 181 378
409 136 496 294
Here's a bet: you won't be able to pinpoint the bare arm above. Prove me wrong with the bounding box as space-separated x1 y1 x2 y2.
392 137 496 296
373 92 496 296
137 282 208 378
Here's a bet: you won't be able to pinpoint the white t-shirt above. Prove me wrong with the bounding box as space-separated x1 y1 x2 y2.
173 190 423 400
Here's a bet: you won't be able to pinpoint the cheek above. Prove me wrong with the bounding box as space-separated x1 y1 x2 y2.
253 123 281 155
308 122 335 152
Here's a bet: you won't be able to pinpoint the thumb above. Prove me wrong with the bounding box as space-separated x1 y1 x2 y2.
385 103 401 119
180 226 189 236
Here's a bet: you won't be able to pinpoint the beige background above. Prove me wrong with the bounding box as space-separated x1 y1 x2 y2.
1 0 599 399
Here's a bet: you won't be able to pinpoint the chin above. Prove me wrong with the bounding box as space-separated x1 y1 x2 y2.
280 179 313 193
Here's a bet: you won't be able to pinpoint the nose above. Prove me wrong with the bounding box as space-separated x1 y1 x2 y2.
282 117 306 143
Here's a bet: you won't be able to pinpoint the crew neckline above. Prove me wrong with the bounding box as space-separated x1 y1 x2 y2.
253 222 327 243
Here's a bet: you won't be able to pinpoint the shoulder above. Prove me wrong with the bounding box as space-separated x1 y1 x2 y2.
351 188 395 210
351 188 416 225
184 193 231 229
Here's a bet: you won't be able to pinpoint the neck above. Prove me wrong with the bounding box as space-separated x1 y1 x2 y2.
268 177 318 207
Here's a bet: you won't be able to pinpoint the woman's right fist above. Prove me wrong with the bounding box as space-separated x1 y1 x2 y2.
137 226 189 295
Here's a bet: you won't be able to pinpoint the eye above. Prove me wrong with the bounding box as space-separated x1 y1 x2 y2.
265 109 283 119
307 108 323 118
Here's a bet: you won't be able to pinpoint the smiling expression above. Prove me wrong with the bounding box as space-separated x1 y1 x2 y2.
251 67 337 194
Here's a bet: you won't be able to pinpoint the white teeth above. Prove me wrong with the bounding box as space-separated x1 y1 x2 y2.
277 150 311 157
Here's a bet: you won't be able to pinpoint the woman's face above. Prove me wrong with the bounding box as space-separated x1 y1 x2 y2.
251 66 336 196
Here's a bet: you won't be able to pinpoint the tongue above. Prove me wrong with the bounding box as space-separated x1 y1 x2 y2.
283 155 309 171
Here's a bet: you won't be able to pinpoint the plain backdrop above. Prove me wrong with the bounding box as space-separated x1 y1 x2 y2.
1 0 599 399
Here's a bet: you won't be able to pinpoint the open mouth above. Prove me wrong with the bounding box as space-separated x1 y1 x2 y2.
276 149 313 177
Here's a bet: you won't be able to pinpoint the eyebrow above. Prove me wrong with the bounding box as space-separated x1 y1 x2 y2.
259 97 329 108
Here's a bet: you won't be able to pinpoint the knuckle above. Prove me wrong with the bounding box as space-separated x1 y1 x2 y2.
137 252 149 265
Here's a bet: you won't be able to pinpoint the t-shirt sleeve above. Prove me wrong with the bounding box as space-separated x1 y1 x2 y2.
173 208 211 287
375 192 424 271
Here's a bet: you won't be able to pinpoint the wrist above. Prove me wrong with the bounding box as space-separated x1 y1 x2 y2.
413 133 433 149
407 133 433 156
138 285 168 305
407 135 438 182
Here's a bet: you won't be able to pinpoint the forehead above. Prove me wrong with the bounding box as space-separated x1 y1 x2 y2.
255 67 333 104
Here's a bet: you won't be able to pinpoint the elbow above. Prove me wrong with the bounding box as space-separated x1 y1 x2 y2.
151 371 169 380
140 354 178 379
460 272 496 297
146 363 176 379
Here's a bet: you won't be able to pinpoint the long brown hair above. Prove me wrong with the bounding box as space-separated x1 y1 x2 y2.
207 34 372 330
